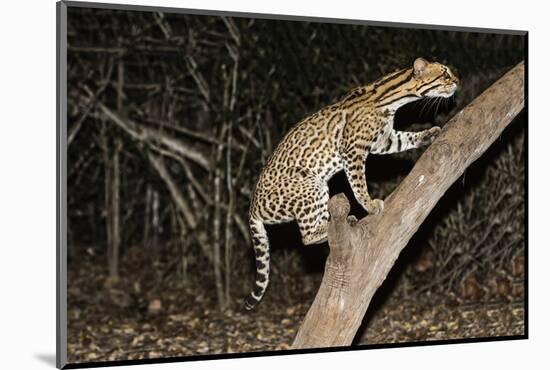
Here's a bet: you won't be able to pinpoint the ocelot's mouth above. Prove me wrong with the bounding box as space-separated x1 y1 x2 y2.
443 84 457 97
436 83 457 98
422 82 458 99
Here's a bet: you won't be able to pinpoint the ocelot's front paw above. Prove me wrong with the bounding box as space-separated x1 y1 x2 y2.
421 126 441 146
366 199 384 215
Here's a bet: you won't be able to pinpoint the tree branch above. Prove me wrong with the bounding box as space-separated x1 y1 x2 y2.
79 89 211 171
147 152 214 264
291 62 524 348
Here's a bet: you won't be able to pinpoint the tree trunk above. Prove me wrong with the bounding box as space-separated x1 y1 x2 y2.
212 123 228 309
292 62 524 349
108 141 120 280
144 184 152 249
106 54 124 281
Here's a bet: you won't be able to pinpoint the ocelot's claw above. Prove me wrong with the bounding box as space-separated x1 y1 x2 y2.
347 215 358 226
366 199 384 215
421 126 441 146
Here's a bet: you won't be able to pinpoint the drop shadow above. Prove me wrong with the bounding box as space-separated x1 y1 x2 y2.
34 353 57 367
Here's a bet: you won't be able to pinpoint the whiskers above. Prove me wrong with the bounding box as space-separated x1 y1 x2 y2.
418 96 453 120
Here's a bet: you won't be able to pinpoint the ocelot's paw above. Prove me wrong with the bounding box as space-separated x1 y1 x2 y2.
421 126 441 146
347 215 358 226
366 199 384 215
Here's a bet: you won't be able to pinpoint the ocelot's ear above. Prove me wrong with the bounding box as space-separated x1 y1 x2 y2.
413 57 429 78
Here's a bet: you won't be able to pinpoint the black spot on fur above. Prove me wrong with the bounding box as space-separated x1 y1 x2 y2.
244 295 259 310
253 283 264 296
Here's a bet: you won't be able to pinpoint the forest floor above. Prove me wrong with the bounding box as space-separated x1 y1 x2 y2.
66 249 525 365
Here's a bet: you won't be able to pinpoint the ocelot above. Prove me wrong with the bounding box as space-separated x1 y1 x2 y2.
245 58 459 310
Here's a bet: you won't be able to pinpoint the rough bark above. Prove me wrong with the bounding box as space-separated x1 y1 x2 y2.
292 62 525 349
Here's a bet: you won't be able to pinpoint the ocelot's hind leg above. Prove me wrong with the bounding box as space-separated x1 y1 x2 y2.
300 221 329 246
289 175 330 246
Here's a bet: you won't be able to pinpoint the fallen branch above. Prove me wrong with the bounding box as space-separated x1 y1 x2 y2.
79 87 211 171
291 62 524 348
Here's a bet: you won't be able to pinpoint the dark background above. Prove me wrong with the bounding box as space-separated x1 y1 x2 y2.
66 5 525 363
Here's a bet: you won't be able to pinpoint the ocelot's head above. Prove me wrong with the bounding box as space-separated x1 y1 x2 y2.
373 58 459 110
410 57 459 98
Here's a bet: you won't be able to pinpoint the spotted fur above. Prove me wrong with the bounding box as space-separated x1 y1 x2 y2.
244 58 459 310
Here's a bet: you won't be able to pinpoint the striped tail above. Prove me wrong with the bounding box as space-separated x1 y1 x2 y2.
244 217 271 310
